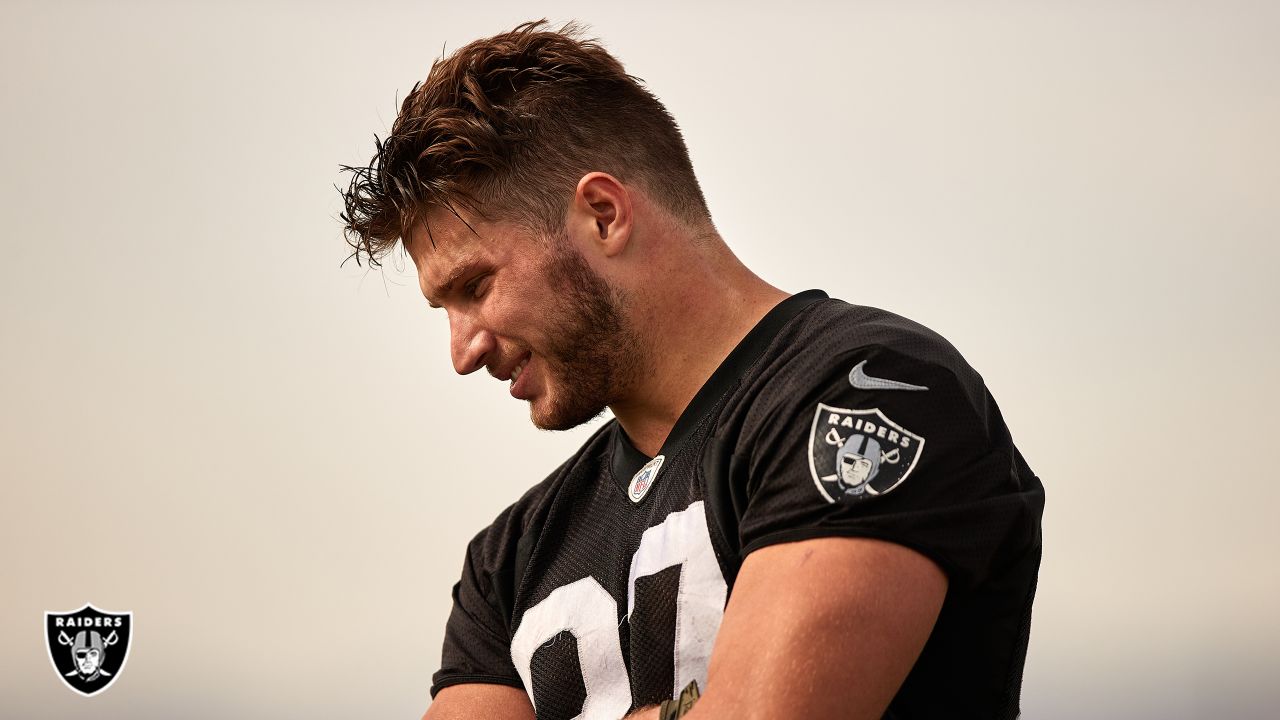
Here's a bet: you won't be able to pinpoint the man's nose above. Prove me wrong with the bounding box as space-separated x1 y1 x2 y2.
448 311 496 375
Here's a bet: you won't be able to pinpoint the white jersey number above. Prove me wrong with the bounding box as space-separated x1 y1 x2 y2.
509 502 727 720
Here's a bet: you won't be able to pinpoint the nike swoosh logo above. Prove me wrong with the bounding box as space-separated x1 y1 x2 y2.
848 360 929 391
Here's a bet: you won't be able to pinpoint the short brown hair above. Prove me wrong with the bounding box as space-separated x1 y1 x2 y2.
339 19 712 267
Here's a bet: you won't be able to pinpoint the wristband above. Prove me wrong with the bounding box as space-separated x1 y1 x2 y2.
658 679 701 719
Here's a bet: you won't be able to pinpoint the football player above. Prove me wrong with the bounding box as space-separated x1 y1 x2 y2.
340 20 1045 720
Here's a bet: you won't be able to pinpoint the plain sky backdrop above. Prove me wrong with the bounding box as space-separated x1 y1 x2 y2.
2 1 1277 718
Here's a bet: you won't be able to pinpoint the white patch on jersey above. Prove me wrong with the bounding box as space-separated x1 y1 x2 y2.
627 501 727 696
510 577 633 720
627 454 665 503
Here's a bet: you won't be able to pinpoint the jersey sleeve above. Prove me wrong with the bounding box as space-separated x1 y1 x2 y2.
430 522 526 698
733 341 1041 591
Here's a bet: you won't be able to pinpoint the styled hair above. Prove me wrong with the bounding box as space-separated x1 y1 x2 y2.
339 19 712 267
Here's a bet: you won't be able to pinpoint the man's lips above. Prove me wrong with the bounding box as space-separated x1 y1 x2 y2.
509 352 533 400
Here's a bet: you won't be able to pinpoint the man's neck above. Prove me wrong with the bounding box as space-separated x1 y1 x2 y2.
609 260 788 457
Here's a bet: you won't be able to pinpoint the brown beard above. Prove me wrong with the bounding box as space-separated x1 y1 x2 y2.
532 241 643 431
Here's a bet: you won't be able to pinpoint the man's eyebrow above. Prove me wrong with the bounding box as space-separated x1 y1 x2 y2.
425 257 481 308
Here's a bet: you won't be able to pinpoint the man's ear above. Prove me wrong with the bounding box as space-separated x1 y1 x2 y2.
570 172 632 258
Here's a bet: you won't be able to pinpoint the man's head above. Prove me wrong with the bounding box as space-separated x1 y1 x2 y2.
339 19 711 267
340 20 714 429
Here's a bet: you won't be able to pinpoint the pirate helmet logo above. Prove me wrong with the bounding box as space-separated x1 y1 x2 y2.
45 604 132 696
807 404 924 504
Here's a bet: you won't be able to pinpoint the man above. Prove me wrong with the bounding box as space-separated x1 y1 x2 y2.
340 20 1044 720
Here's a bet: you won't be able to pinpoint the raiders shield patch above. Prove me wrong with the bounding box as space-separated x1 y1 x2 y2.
45 604 132 697
808 404 925 503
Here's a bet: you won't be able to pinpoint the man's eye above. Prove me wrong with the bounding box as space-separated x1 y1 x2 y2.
466 275 490 299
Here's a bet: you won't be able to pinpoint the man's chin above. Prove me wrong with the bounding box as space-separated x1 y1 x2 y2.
528 394 607 432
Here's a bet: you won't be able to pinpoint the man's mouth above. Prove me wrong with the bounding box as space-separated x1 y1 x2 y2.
509 352 533 399
510 355 529 384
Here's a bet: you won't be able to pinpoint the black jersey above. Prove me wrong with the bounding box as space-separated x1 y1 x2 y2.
430 290 1045 720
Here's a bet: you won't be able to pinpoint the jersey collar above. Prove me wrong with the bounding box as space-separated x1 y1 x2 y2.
610 289 829 490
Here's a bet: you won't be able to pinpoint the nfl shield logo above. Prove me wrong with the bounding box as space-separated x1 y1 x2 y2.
628 455 665 503
45 604 133 697
807 404 925 504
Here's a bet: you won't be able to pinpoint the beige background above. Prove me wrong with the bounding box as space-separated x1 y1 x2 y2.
2 1 1277 718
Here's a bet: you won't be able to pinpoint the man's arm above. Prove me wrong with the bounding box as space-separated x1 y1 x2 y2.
423 684 535 720
629 535 947 720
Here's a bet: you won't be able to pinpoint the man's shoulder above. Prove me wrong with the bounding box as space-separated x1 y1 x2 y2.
740 297 989 414
789 298 974 374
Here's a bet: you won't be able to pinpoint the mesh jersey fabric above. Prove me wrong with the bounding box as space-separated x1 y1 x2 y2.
431 290 1045 719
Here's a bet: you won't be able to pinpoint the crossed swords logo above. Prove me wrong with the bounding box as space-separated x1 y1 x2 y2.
824 428 902 464
809 404 922 504
56 630 119 679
